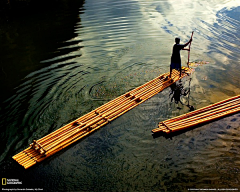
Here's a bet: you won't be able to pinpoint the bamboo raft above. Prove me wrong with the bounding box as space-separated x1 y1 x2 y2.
13 67 193 169
152 95 240 135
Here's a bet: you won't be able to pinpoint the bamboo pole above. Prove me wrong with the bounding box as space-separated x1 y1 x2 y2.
104 80 163 116
168 105 240 133
43 114 109 153
44 130 91 156
156 97 239 130
37 111 103 146
42 129 85 153
39 125 83 147
14 151 32 161
165 100 240 129
22 159 36 168
172 103 240 127
94 73 167 115
109 84 169 120
21 159 34 168
164 95 240 124
18 156 31 164
108 69 189 120
40 109 114 153
36 112 95 143
187 31 194 68
152 97 240 134
36 108 102 144
93 67 185 115
153 100 240 133
92 72 167 114
44 119 111 157
13 147 32 159
164 99 240 125
13 152 26 160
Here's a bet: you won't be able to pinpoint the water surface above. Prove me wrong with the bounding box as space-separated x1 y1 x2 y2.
1 0 240 191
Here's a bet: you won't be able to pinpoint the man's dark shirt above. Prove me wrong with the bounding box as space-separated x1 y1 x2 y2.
171 44 185 64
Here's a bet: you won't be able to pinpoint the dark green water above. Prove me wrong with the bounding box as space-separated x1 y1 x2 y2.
1 0 240 191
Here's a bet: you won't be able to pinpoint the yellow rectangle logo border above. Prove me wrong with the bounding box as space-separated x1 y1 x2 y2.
2 178 7 185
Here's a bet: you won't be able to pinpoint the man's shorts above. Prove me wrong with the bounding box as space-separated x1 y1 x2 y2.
170 62 181 70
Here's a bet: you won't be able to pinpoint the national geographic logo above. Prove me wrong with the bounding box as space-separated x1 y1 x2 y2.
2 178 6 185
2 178 22 185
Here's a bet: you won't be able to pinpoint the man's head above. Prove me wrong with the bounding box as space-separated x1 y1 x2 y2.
175 38 180 44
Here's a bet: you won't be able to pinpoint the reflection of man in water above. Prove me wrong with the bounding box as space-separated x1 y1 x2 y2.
170 37 192 78
169 81 195 111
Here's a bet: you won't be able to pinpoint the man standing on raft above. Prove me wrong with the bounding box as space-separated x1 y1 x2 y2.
170 36 192 78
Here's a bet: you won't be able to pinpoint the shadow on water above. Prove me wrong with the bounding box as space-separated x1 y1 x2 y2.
169 77 195 111
0 0 85 102
0 0 85 165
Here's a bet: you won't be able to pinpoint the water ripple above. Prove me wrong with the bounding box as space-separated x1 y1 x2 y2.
1 0 240 191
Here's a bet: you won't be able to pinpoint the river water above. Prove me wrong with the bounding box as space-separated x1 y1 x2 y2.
1 0 240 191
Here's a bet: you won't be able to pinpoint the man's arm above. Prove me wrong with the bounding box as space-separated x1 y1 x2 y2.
182 38 192 50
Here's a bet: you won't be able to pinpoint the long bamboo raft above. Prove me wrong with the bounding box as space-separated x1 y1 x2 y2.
13 67 193 169
152 95 240 135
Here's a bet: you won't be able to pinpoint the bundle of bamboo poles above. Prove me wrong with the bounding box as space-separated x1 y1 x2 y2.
13 67 193 169
152 95 240 135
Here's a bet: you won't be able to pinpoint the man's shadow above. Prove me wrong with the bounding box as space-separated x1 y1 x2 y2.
152 78 195 139
169 78 194 111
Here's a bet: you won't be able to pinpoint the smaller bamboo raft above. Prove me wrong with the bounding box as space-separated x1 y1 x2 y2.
13 67 193 169
152 95 240 135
